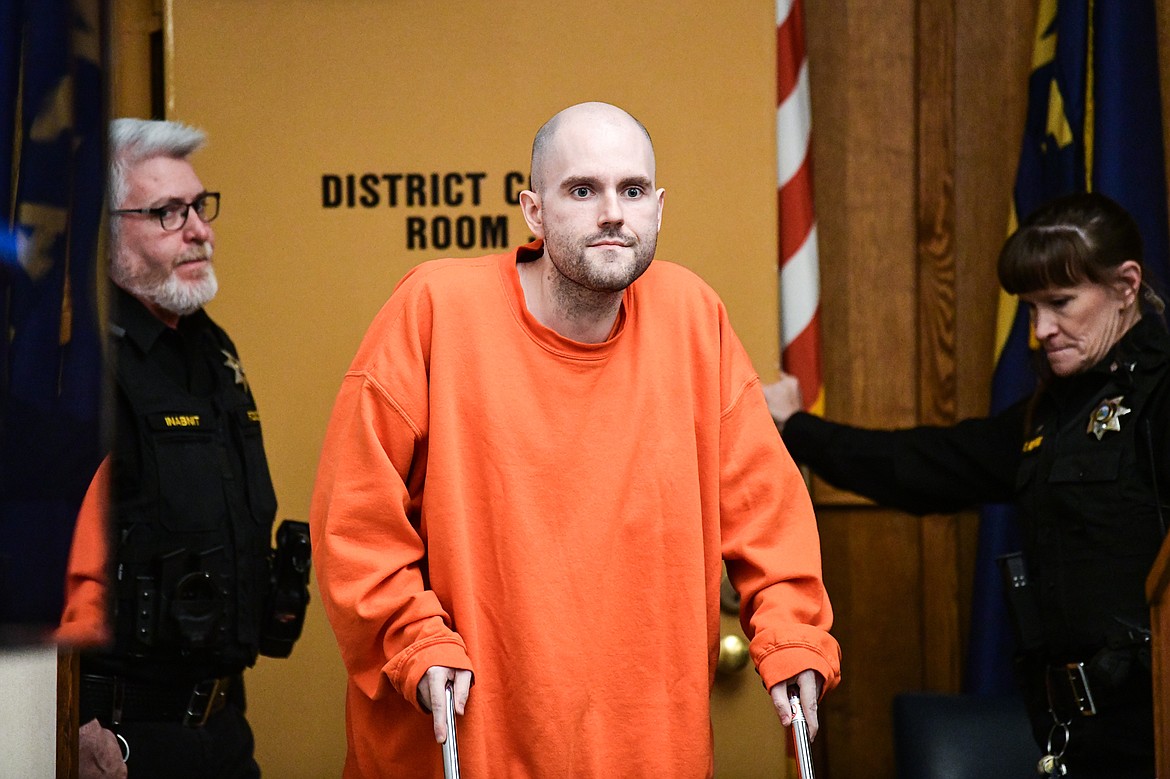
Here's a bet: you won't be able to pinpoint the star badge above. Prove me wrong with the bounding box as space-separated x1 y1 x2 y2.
1086 396 1130 440
221 349 250 394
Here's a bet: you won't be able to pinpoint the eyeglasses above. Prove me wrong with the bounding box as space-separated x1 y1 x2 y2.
111 192 220 231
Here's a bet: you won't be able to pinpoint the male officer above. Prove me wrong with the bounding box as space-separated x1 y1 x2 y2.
63 118 305 779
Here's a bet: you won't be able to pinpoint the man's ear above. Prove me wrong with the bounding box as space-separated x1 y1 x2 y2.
519 190 544 239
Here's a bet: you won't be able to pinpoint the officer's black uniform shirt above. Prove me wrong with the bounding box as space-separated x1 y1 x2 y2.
85 286 277 684
781 315 1170 769
783 315 1170 650
109 287 224 483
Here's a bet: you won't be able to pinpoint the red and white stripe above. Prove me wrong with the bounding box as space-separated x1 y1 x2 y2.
777 0 824 414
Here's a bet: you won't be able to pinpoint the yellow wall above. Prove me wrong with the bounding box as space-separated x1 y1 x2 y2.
165 2 780 775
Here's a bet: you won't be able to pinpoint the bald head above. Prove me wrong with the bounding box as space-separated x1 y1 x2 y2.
529 102 654 194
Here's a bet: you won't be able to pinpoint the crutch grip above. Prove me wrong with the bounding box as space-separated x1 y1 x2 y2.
789 693 816 779
442 681 460 779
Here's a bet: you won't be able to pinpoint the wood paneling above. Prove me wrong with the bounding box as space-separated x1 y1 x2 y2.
1148 537 1170 777
108 0 158 119
805 1 1035 775
56 651 78 779
916 0 963 696
916 0 957 430
819 509 924 776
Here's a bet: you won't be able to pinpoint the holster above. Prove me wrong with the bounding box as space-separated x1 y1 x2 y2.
259 519 312 658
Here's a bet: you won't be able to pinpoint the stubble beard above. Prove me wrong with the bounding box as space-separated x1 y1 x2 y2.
542 226 656 317
111 243 218 316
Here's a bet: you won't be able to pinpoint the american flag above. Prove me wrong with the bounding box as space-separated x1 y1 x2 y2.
777 0 823 415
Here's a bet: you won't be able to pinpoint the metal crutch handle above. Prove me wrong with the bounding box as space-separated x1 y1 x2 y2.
789 691 816 779
442 681 460 779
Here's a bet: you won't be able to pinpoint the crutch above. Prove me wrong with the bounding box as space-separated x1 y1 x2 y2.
442 680 461 779
789 690 816 778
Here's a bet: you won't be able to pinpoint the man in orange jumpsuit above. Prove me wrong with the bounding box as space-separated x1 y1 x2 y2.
311 101 840 778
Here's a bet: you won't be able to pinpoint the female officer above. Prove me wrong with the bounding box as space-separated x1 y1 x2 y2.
766 192 1169 777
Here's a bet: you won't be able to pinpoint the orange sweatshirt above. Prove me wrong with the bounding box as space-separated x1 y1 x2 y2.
56 456 112 648
310 242 840 778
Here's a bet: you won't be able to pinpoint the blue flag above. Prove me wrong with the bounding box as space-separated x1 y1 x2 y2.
965 0 1170 694
1 0 106 635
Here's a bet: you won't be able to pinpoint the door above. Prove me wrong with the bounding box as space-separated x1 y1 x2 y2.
712 571 802 778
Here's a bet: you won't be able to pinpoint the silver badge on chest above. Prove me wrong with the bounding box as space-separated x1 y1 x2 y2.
1086 395 1130 440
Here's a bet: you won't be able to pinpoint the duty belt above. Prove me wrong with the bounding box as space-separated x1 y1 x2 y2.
80 673 239 728
1043 644 1147 720
1045 662 1097 718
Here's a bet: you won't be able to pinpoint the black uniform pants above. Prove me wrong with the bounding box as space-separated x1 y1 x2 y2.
81 673 260 779
1018 658 1155 778
114 701 259 779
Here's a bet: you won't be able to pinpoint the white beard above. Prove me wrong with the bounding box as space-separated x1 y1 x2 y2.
145 266 219 315
111 245 218 316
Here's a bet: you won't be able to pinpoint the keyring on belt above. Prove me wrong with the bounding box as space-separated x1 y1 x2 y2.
116 732 130 763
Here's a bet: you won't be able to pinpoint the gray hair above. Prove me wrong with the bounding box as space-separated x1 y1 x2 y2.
108 118 207 209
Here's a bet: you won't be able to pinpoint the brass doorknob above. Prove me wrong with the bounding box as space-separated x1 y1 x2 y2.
716 633 750 675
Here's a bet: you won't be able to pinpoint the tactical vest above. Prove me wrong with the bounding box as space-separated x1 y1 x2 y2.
1016 324 1170 660
106 318 278 674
